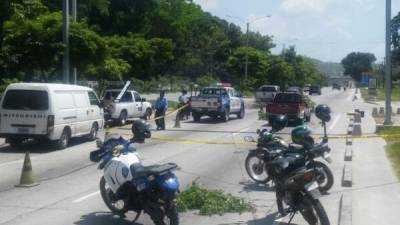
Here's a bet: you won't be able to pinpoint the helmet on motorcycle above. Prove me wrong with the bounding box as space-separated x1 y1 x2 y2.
258 130 273 147
270 115 288 132
291 125 314 147
315 104 331 122
131 119 151 143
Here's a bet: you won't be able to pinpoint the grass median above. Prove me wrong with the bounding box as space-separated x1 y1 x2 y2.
361 87 400 102
378 126 400 178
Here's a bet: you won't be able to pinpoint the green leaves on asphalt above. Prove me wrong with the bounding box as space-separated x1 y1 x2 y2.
177 182 254 216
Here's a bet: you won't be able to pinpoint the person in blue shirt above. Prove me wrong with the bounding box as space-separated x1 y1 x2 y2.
155 91 168 130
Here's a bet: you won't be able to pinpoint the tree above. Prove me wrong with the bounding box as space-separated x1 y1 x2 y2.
226 47 270 89
267 56 295 90
392 12 400 66
341 52 376 81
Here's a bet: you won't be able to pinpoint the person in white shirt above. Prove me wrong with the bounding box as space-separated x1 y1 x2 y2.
178 90 189 120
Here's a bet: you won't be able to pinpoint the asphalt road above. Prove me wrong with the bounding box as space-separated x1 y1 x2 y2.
0 88 358 225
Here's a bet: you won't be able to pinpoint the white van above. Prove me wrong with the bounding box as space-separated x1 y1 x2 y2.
0 83 104 149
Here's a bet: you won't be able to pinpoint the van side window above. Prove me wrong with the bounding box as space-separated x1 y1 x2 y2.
88 91 99 105
133 92 141 102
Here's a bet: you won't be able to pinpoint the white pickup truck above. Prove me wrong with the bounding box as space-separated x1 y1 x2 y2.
102 89 152 125
190 84 245 122
255 85 280 104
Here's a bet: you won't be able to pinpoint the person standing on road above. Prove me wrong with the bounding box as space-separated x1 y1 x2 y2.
155 91 168 130
178 90 189 120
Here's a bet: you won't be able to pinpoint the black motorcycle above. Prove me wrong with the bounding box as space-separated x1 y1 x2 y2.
245 114 334 193
267 150 331 225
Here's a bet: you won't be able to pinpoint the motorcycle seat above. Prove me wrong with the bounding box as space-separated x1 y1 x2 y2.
288 143 304 151
132 163 177 179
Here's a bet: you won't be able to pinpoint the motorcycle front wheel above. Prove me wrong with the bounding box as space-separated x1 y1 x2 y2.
245 152 270 183
298 195 330 225
100 176 136 218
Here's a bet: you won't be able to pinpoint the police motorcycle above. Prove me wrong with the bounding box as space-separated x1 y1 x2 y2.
245 105 334 193
89 120 180 225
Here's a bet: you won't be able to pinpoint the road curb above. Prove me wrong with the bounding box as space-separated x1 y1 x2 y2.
342 164 352 187
344 146 352 161
338 193 352 225
346 136 353 145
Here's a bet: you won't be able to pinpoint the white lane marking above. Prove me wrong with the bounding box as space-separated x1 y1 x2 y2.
0 157 37 167
329 114 341 130
73 191 100 203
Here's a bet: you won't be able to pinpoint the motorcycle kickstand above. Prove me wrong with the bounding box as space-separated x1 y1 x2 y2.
287 211 297 224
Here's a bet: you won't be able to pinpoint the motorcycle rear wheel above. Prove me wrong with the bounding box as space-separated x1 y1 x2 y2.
313 161 334 193
299 195 330 225
147 201 179 225
245 153 270 183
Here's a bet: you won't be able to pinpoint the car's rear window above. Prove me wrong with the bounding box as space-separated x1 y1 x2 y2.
273 93 302 103
2 90 49 110
201 88 227 96
259 86 278 92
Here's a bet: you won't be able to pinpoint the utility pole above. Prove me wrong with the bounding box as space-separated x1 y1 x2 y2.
71 0 77 85
245 22 249 82
384 0 392 125
62 0 70 84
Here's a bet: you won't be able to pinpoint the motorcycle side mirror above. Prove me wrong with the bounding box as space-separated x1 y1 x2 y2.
256 129 261 134
244 136 256 142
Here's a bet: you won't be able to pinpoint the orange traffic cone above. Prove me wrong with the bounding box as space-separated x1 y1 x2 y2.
15 152 39 187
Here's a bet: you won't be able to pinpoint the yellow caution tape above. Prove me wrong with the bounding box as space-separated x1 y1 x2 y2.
150 104 189 122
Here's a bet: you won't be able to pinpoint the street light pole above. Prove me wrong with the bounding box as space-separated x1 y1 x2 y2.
384 0 392 125
71 0 77 85
245 22 250 82
62 0 70 84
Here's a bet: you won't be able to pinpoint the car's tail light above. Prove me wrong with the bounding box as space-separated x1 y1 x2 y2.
47 115 54 134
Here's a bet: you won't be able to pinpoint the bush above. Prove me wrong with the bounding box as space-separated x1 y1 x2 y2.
177 182 254 216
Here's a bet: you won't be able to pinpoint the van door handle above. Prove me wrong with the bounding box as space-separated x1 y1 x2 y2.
87 110 89 115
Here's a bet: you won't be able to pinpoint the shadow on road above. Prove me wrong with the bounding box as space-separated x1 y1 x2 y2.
244 212 300 225
239 181 275 192
74 212 142 225
0 138 95 154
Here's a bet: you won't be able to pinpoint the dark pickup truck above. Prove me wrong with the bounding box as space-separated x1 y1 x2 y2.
266 92 311 124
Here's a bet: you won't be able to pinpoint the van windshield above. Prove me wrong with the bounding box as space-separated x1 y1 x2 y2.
2 90 49 110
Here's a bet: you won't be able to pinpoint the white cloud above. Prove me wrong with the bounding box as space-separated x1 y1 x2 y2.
281 0 325 13
193 0 220 11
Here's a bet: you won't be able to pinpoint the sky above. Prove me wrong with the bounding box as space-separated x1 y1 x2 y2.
193 0 400 63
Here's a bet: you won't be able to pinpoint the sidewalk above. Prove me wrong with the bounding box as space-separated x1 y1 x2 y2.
352 137 400 225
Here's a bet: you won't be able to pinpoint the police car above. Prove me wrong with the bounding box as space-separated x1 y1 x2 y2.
190 83 245 122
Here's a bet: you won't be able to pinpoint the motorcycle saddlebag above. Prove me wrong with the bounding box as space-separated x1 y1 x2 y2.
89 149 104 162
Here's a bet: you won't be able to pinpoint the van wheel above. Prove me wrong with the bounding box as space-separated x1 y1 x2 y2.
7 137 23 148
119 111 127 126
87 123 99 141
56 129 70 150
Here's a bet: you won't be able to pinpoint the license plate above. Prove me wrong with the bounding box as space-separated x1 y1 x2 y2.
306 181 321 199
17 127 29 133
